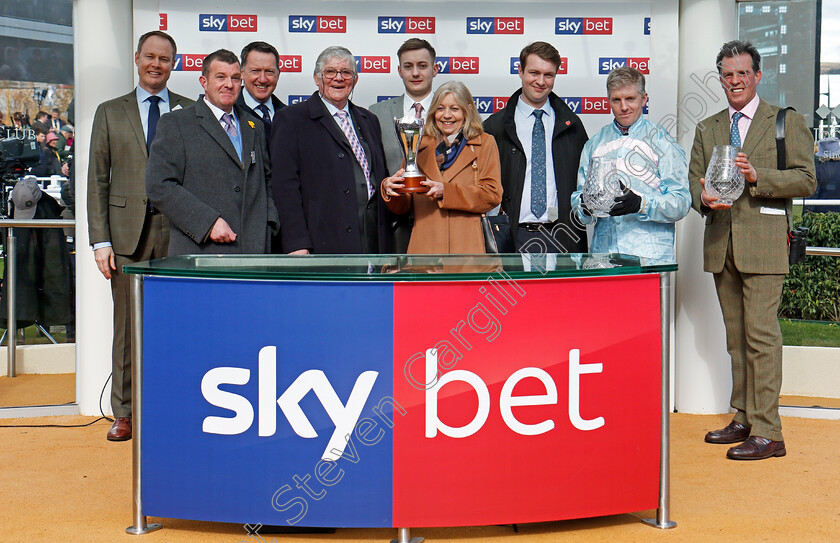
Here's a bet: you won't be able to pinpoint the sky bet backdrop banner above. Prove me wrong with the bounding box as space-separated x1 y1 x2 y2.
141 274 662 526
155 1 652 135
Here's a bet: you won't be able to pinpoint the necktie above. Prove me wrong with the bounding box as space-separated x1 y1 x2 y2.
413 102 423 119
256 103 271 124
531 109 547 219
146 95 161 151
221 112 238 138
336 110 373 198
730 111 744 147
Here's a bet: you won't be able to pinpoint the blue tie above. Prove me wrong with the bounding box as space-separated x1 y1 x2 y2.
730 111 744 147
256 103 271 125
146 95 161 151
531 109 546 219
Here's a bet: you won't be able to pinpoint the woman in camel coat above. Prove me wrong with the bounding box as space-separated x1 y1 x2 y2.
381 81 502 254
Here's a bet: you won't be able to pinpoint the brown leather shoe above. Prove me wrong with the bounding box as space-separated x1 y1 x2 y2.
726 436 786 460
107 417 132 441
704 421 750 444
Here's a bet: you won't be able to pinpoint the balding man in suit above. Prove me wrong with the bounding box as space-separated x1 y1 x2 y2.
88 30 193 441
690 40 816 460
146 49 278 256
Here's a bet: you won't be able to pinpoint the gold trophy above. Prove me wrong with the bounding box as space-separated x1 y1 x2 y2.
394 114 428 193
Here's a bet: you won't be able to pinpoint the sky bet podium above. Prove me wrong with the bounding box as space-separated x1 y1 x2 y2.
123 254 677 540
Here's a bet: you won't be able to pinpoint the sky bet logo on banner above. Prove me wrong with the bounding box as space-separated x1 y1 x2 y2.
436 57 479 74
173 54 204 71
474 97 509 114
356 56 390 73
510 57 567 75
466 17 524 34
289 95 311 105
278 55 302 73
599 57 650 74
562 97 649 115
289 15 346 33
555 17 612 34
644 17 651 35
378 16 435 34
199 14 258 32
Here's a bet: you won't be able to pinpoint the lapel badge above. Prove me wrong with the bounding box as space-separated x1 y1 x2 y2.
248 120 255 129
565 120 571 126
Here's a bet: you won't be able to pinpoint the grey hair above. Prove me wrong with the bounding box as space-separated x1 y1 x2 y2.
314 46 357 78
606 66 646 97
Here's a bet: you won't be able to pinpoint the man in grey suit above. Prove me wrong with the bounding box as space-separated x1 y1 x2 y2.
88 30 193 441
146 49 279 256
368 38 438 252
690 40 816 460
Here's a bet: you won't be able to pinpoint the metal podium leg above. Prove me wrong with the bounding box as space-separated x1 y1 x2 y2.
642 272 677 529
391 528 423 543
6 228 16 377
126 274 162 535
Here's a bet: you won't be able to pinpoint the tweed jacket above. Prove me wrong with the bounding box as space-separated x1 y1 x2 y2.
87 89 193 255
688 100 817 274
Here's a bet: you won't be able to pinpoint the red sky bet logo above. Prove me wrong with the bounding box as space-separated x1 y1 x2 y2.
466 17 524 34
435 57 479 74
159 13 167 31
599 57 649 74
289 15 346 33
199 14 258 32
474 96 509 114
278 55 302 73
355 56 390 73
173 54 204 71
378 16 435 34
555 17 612 34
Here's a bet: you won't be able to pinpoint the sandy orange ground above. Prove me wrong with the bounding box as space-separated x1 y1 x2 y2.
0 412 837 542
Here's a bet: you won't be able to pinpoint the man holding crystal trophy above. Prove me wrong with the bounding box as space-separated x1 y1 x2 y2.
571 67 691 261
689 40 816 461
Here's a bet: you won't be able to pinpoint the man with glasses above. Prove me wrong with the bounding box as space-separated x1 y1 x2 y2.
270 46 392 254
236 41 286 141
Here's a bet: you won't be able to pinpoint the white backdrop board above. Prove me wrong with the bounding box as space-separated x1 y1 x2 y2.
155 1 656 134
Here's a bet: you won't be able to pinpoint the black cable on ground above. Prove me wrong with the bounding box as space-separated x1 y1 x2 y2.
0 372 114 428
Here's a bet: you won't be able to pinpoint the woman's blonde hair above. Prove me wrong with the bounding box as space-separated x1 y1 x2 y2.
424 81 484 141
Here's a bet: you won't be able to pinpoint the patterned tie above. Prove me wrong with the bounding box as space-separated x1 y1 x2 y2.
146 95 161 151
221 112 238 138
730 111 744 147
336 110 373 198
413 102 423 119
531 109 547 219
256 103 271 124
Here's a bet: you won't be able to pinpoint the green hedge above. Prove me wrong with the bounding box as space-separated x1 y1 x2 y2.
779 212 840 322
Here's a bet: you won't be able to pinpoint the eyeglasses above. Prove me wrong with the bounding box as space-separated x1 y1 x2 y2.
322 68 354 80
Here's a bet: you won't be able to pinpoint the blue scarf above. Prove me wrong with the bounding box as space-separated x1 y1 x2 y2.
435 131 466 171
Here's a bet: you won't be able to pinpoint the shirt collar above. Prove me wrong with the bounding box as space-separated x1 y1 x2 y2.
242 88 273 114
320 95 351 118
515 96 552 120
203 96 236 122
137 86 170 104
402 93 433 118
729 93 760 121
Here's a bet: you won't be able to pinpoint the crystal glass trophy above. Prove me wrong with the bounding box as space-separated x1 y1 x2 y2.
582 156 622 217
704 144 744 206
394 115 429 193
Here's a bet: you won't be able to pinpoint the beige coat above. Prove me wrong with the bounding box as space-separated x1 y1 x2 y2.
383 132 502 254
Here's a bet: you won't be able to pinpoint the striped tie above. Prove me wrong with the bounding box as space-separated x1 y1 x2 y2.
336 110 373 198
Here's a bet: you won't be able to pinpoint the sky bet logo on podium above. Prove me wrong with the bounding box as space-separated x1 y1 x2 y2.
355 56 390 73
173 54 204 71
474 97 509 115
466 17 524 34
378 16 435 34
436 57 479 74
510 57 567 75
198 14 258 32
555 17 613 34
289 15 346 33
599 57 650 74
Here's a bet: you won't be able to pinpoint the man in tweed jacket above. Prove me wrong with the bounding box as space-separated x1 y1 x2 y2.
689 40 816 460
87 31 193 441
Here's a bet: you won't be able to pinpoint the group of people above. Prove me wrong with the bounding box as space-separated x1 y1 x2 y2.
89 31 816 465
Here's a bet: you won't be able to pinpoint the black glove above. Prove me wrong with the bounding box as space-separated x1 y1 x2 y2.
609 182 642 216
